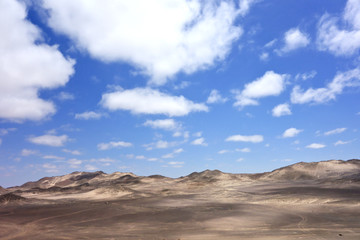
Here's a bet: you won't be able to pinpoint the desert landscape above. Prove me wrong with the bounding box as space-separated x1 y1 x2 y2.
1 159 360 240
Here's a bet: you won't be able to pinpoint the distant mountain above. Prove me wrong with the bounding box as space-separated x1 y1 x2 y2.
4 159 360 194
18 171 139 190
256 159 360 182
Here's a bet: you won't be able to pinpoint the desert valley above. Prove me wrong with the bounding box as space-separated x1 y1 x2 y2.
0 159 360 239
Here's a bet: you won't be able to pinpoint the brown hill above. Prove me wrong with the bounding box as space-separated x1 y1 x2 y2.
256 159 360 181
18 171 139 190
0 193 26 203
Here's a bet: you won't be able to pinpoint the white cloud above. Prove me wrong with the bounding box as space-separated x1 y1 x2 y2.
101 88 208 116
295 71 317 81
162 148 184 159
306 143 326 149
272 103 292 117
218 149 230 154
174 81 191 90
28 134 69 147
259 52 269 61
334 140 352 146
264 39 277 48
0 0 74 122
168 161 184 165
144 119 181 131
21 149 37 156
56 92 75 101
62 149 82 155
85 164 97 171
282 128 303 138
42 0 243 85
42 163 57 169
75 111 104 120
97 141 133 150
236 147 251 152
236 158 244 162
207 89 228 104
193 132 203 137
68 158 82 168
317 0 360 56
0 128 16 136
291 68 360 104
279 28 310 53
191 137 208 146
135 155 146 160
233 71 288 108
144 140 178 150
324 127 347 136
226 134 263 143
238 0 258 16
43 155 65 160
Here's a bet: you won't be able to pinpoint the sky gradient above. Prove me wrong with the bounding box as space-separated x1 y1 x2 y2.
0 0 359 187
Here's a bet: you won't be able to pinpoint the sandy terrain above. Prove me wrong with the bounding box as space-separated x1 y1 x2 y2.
0 160 360 239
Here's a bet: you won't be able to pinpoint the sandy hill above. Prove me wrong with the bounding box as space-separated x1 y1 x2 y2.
0 186 7 194
256 159 360 181
4 159 360 195
18 171 139 190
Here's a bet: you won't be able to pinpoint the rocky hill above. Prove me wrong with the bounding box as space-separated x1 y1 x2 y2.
2 159 359 200
256 159 360 182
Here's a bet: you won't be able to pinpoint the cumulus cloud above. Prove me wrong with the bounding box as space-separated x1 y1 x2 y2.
272 103 292 117
97 141 133 150
291 68 360 104
207 90 228 104
317 0 360 56
101 88 208 116
306 143 326 149
282 128 303 138
41 0 244 85
191 137 208 146
144 119 181 131
75 111 104 120
226 134 263 143
0 0 74 122
278 28 310 53
233 71 288 108
324 127 347 136
238 0 258 16
28 134 69 147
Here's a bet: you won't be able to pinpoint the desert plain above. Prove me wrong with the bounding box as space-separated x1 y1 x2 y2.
1 159 360 240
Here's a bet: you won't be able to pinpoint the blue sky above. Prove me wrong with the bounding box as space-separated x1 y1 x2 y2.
1 0 359 187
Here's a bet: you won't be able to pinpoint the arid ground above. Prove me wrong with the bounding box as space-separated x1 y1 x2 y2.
1 159 360 239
